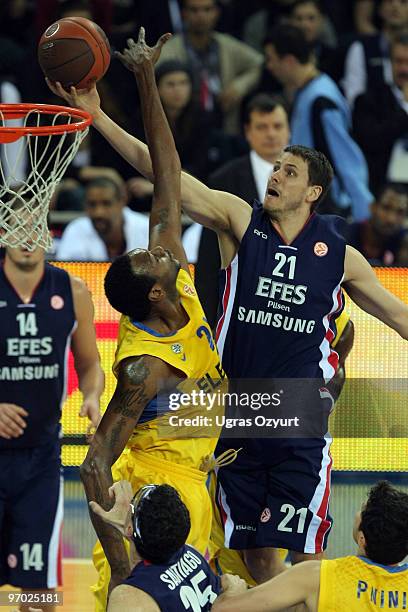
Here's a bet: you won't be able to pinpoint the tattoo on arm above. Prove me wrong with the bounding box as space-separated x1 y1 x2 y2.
111 360 151 419
154 208 170 233
109 416 128 451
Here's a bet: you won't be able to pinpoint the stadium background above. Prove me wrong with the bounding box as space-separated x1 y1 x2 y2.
56 262 408 560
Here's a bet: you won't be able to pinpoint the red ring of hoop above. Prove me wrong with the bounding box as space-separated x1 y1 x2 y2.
0 103 92 143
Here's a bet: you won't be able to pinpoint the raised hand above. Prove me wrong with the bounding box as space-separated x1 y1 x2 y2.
46 78 101 117
115 27 171 73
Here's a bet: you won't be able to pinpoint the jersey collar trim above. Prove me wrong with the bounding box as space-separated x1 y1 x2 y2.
358 556 408 573
131 321 178 337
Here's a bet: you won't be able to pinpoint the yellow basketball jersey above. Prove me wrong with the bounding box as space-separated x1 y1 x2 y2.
319 556 408 611
113 268 226 469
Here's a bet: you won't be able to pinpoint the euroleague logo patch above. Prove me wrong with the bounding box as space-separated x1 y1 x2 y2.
183 284 196 296
51 295 64 310
260 507 271 523
7 554 17 568
171 343 183 354
314 241 328 257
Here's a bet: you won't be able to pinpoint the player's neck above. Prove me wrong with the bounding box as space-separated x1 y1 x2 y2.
269 207 312 244
145 300 189 334
4 256 45 303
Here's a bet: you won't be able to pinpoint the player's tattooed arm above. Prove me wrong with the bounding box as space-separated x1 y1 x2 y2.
80 354 174 578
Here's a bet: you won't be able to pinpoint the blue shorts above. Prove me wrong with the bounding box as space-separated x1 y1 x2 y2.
215 436 333 554
0 441 63 588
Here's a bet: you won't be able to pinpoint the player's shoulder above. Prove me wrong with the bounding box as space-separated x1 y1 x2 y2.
66 274 93 309
108 583 160 612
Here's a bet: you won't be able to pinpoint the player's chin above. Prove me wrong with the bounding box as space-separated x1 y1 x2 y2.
263 195 281 211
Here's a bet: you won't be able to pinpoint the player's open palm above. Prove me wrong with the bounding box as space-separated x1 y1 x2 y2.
46 77 101 117
115 27 171 73
0 403 28 439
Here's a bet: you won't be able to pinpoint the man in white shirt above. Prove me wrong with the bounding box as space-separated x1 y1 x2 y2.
56 176 149 261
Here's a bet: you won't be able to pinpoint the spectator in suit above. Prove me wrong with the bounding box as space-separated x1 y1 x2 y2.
183 94 290 327
352 33 408 196
346 183 408 266
342 0 408 107
56 176 149 261
264 24 373 220
209 94 290 202
156 0 263 134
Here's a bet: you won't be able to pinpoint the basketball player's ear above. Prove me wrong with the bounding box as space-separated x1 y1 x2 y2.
125 522 134 539
356 529 366 550
148 283 165 303
308 185 322 204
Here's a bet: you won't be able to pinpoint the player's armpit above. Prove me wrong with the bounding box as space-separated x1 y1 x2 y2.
108 584 160 611
343 246 408 339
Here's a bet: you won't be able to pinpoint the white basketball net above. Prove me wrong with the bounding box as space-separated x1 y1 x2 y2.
0 108 89 251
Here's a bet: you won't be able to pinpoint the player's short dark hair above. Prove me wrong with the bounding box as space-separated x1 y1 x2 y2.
283 144 333 206
135 485 191 564
243 93 288 125
360 481 408 565
85 176 122 200
264 24 313 64
104 254 156 321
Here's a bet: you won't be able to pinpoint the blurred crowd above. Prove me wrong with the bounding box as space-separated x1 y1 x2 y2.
0 0 407 317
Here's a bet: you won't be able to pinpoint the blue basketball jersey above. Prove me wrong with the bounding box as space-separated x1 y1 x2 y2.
123 545 221 611
216 204 346 380
0 263 76 448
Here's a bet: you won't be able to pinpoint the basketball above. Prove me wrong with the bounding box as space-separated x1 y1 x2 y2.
38 17 111 90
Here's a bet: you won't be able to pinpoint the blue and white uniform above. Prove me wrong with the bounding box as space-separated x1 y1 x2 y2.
123 545 221 610
215 203 346 554
0 263 76 588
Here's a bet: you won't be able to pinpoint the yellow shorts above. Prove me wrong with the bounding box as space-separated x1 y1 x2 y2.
91 449 211 612
208 471 287 586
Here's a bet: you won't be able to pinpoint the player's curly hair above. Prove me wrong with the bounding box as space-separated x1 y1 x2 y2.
360 481 408 565
135 485 191 564
104 254 157 321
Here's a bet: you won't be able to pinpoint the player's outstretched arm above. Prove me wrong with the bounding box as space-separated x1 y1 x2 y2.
70 276 104 426
80 355 174 586
212 561 320 612
116 29 190 271
46 80 251 243
343 246 408 340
